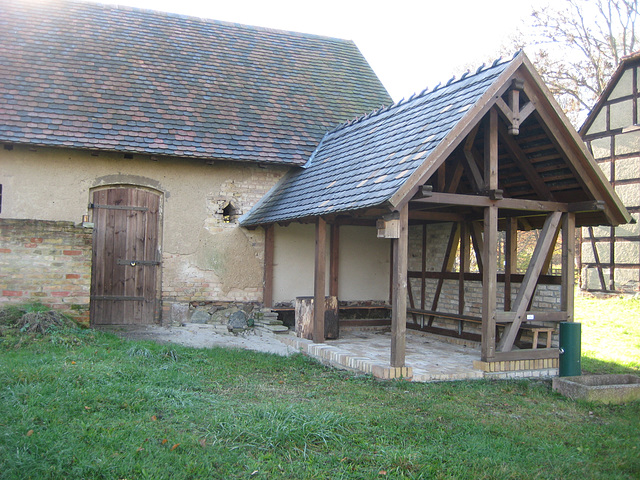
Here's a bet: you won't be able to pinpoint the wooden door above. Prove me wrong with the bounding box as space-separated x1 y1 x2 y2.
90 188 161 325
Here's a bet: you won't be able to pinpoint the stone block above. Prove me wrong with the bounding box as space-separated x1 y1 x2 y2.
170 303 189 325
552 375 640 403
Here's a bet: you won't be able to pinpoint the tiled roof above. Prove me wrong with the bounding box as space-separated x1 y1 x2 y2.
240 59 513 226
0 0 391 165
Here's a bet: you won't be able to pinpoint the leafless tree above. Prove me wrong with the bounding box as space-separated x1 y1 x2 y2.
512 0 639 125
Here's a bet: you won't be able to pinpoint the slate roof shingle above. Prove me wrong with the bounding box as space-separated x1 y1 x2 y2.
240 59 512 226
0 0 392 165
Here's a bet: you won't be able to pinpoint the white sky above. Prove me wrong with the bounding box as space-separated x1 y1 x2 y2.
90 0 550 101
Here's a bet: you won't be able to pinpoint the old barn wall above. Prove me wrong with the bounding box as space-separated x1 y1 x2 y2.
0 145 288 322
272 224 390 304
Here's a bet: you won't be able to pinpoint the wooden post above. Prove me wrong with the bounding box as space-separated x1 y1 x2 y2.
562 212 576 321
484 108 498 192
263 224 274 309
391 204 409 368
504 217 517 312
481 108 499 361
330 224 340 298
458 221 469 315
313 217 326 343
481 205 498 361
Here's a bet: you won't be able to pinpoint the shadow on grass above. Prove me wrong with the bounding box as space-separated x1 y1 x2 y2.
581 355 640 376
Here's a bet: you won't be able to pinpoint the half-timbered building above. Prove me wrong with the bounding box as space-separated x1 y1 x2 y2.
580 51 640 293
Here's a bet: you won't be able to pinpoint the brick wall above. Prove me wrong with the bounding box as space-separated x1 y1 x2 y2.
0 219 92 324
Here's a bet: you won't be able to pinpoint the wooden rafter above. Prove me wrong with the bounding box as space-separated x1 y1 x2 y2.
497 211 563 352
497 120 555 200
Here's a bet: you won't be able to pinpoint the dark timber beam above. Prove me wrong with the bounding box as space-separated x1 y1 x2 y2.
411 192 568 211
497 120 555 200
561 212 576 321
481 205 498 360
263 224 275 308
313 217 327 343
484 108 499 191
504 216 517 312
463 124 485 192
391 204 409 368
330 224 340 298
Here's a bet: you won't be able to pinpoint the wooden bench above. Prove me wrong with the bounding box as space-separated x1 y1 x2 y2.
407 308 556 348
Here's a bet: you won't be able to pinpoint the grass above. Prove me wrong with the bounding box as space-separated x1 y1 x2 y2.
0 298 638 479
574 293 640 374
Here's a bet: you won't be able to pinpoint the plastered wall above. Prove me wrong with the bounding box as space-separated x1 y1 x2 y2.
272 224 391 304
0 145 288 309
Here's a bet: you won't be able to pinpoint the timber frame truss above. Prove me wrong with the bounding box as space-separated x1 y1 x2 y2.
259 64 628 371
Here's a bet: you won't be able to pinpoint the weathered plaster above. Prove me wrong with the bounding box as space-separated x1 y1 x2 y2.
1 145 288 307
272 223 391 304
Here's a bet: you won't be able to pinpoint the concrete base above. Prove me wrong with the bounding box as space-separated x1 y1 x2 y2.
553 375 640 404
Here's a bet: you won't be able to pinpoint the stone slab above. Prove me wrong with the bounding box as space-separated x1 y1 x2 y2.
552 374 640 403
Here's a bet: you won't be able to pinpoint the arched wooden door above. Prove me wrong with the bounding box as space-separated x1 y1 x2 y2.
90 187 161 325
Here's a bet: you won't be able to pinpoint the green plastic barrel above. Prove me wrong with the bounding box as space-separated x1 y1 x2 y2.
559 322 581 377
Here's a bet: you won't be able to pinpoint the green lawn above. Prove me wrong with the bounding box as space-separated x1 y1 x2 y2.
0 297 638 479
574 293 640 374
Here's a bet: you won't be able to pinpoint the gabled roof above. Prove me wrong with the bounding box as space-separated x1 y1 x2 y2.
580 50 640 136
241 60 510 225
0 0 391 165
241 52 630 228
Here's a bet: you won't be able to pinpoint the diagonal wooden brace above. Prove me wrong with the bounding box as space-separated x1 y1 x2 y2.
497 211 563 352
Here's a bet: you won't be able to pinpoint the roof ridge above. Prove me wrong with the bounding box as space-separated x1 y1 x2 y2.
328 53 515 135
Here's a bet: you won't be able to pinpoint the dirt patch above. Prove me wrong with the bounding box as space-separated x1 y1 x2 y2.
100 323 298 356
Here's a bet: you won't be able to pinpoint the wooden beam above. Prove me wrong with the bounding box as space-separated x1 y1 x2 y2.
587 226 608 290
263 224 275 309
408 270 563 285
421 224 427 311
463 124 485 192
429 222 460 325
313 217 327 343
459 222 468 315
446 158 465 193
411 192 568 212
495 311 568 322
391 205 409 368
497 120 555 200
329 224 340 298
470 220 484 274
481 205 498 360
497 212 563 352
561 212 576 321
504 216 517 312
484 108 499 191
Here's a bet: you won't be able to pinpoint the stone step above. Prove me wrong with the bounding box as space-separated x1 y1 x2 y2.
256 318 283 326
259 324 289 334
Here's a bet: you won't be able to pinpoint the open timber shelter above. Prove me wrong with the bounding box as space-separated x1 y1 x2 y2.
0 0 630 379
